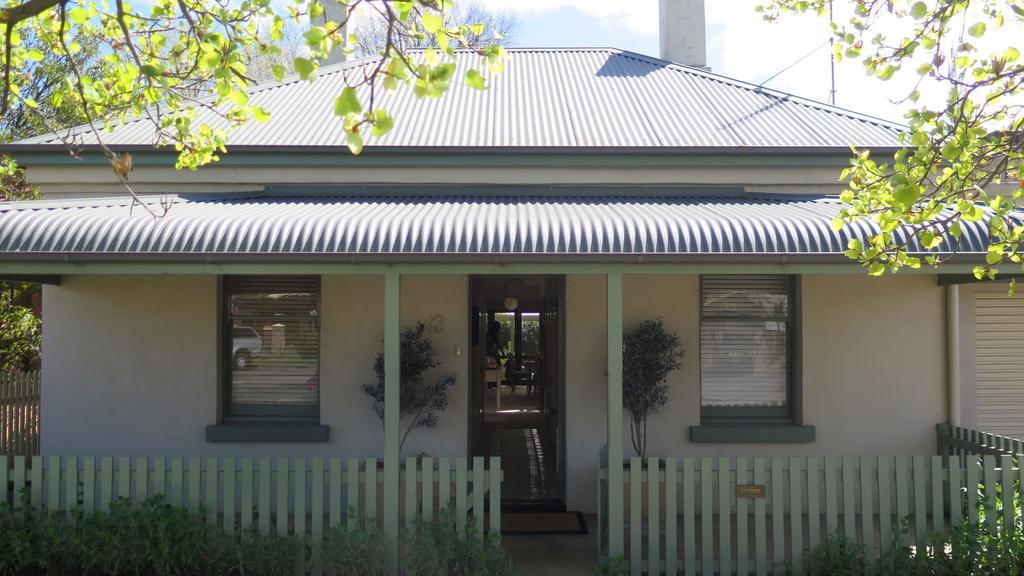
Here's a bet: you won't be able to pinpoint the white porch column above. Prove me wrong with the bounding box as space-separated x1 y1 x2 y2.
384 271 400 568
607 272 624 556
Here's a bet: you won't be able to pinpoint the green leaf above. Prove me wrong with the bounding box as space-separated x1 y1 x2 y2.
986 245 1004 265
140 63 163 78
294 58 317 80
227 90 249 106
941 140 960 162
893 184 921 207
877 64 898 81
465 69 486 90
910 1 927 18
968 22 986 38
304 27 327 48
346 131 364 154
422 12 443 33
435 31 450 51
271 65 286 82
371 110 394 137
252 107 271 122
333 87 362 116
868 262 885 276
68 6 89 24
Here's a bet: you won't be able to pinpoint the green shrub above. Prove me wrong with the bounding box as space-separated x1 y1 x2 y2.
593 555 629 576
66 497 221 575
888 512 1024 576
0 496 517 576
0 495 309 576
0 495 65 576
319 521 389 576
403 507 513 576
787 533 868 576
793 497 1024 576
226 529 309 576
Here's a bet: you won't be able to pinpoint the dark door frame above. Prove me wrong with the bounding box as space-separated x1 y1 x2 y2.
466 275 567 510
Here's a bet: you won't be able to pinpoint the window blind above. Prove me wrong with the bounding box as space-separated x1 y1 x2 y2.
700 275 790 409
226 276 320 418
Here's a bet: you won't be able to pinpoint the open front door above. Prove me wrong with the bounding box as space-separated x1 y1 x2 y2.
469 276 565 510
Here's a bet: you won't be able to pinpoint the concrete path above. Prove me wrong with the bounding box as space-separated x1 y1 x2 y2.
502 515 599 576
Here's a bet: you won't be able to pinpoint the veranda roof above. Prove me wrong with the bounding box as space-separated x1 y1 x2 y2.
0 187 992 263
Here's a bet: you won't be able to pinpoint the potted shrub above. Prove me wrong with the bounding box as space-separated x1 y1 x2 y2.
622 318 683 459
362 322 457 452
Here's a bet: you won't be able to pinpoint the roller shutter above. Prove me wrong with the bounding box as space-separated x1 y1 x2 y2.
975 288 1024 437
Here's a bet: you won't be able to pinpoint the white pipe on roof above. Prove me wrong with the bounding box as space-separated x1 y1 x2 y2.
659 0 708 69
318 1 347 66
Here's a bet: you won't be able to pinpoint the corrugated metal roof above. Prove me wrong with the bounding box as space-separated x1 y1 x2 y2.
0 187 988 261
13 49 905 150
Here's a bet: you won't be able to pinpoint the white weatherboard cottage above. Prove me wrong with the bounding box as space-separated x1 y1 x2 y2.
2 0 1023 572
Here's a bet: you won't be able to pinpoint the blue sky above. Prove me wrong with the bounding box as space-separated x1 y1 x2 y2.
515 7 659 55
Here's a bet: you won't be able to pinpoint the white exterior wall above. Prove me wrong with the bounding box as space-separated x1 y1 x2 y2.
41 274 468 458
564 273 946 511
42 272 948 513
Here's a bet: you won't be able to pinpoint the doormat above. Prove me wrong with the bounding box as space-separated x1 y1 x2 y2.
500 511 588 535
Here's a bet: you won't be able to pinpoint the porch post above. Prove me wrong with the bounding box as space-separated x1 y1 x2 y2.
384 271 401 568
607 272 624 556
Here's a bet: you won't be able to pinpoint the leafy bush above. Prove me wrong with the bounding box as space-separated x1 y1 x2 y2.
792 497 1024 576
225 529 309 576
0 495 309 576
622 318 683 458
403 507 513 576
888 512 1024 576
362 322 458 452
0 495 65 576
0 496 515 576
0 289 40 372
786 533 868 576
67 498 220 575
319 521 389 576
593 555 629 576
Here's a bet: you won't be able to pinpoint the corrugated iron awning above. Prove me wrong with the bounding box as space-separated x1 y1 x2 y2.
0 187 992 263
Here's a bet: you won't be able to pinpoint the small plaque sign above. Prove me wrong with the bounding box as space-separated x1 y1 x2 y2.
736 484 766 498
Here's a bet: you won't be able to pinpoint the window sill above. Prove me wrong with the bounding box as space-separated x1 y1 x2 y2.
689 424 815 444
206 423 329 443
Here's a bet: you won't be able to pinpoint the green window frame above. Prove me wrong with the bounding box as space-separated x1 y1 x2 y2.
219 275 322 423
698 274 801 425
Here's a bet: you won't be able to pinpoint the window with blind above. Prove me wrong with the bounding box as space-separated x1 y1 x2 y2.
224 276 320 421
700 275 795 421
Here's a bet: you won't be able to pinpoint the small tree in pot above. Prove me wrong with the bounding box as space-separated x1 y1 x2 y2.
362 322 457 452
623 318 683 459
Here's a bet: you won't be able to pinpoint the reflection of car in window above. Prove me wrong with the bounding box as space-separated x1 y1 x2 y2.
232 326 262 369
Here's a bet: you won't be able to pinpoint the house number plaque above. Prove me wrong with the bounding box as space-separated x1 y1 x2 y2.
736 484 766 498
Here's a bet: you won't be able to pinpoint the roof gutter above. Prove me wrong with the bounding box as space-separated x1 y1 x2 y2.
0 251 987 265
0 145 901 169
